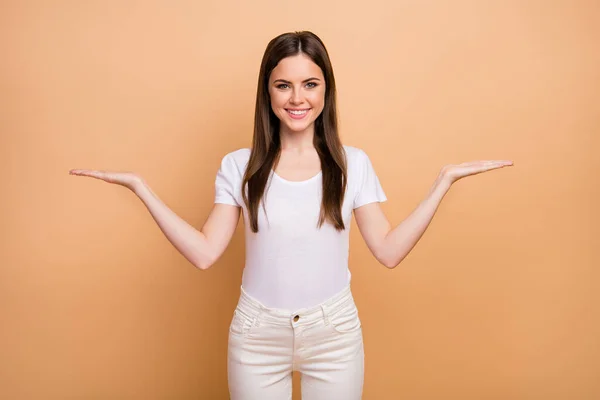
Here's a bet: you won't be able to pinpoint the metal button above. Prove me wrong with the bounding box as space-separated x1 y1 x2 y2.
293 315 300 322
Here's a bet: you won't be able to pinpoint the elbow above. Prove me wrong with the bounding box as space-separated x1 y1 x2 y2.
379 252 404 269
193 251 217 271
195 262 211 271
378 254 397 269
377 239 402 269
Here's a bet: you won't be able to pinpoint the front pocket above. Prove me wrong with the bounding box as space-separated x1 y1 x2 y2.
229 309 256 337
329 304 362 334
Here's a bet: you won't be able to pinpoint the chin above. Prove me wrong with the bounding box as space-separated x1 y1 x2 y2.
284 121 314 133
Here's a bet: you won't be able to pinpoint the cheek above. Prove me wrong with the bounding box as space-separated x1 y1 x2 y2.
269 91 281 108
269 92 287 109
308 92 325 111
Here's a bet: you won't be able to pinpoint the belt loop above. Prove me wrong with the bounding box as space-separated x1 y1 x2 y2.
321 304 329 326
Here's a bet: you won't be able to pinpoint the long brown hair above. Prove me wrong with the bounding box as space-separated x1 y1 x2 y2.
241 31 347 233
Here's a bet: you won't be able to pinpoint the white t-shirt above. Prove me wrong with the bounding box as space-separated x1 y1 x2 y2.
214 145 387 311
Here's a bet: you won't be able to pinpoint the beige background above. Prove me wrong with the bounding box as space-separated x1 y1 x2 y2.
1 0 598 399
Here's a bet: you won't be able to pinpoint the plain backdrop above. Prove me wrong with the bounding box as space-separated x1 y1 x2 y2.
1 0 598 399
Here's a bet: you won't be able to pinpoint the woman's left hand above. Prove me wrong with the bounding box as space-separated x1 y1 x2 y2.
440 160 513 185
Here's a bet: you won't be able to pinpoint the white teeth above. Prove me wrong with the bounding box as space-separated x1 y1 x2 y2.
288 110 307 115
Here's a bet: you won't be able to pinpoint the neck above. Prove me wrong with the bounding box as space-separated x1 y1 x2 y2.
279 125 315 152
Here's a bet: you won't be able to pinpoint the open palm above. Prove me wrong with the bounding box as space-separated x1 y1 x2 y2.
441 160 513 184
69 169 143 191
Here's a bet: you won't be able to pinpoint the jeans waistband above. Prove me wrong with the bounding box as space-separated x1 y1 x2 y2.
236 284 355 327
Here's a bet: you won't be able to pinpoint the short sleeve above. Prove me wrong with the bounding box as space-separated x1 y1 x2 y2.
214 153 241 207
353 149 387 209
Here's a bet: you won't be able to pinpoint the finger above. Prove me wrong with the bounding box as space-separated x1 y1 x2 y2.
69 169 89 176
475 163 513 172
461 160 513 167
482 160 513 165
69 169 93 176
486 160 513 165
459 161 495 167
69 169 108 179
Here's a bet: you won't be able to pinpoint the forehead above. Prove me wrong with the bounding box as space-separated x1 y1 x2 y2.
269 53 324 82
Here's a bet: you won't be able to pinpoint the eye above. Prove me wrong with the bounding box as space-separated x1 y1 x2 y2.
306 82 318 88
276 83 290 89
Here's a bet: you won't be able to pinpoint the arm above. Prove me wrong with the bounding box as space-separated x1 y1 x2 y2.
354 175 450 268
354 160 513 269
69 169 240 270
134 181 240 270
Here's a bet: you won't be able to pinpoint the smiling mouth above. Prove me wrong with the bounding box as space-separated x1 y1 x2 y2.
286 108 309 114
285 108 311 119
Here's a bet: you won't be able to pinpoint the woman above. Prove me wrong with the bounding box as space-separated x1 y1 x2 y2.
70 31 512 399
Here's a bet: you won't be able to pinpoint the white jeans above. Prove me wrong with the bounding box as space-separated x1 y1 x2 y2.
227 284 364 400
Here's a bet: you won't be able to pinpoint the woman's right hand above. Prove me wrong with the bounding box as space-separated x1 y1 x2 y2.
69 167 241 271
69 169 144 192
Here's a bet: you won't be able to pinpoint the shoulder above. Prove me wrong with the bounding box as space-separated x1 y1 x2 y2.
216 148 251 182
343 145 370 168
223 148 251 163
220 148 251 169
343 144 362 157
343 144 369 157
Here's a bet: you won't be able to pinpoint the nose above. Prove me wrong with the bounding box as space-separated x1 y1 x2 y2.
289 88 303 105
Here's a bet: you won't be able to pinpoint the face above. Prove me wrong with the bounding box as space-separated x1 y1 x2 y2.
268 53 326 135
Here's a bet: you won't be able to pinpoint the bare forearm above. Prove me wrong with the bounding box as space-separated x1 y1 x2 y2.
133 181 214 269
383 175 451 267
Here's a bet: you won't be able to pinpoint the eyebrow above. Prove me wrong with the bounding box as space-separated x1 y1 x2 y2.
273 77 321 84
